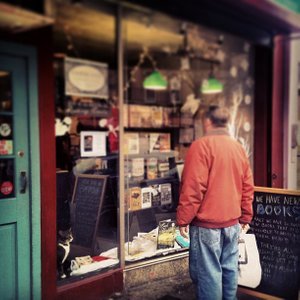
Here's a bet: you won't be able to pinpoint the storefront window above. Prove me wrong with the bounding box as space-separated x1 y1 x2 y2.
52 2 120 284
122 7 254 265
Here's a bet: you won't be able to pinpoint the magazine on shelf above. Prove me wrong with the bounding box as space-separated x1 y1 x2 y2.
151 106 163 127
157 220 176 249
149 133 171 153
151 184 161 207
129 105 142 127
141 187 152 209
131 157 145 181
129 187 142 211
158 158 170 177
149 133 161 153
128 105 154 127
160 183 172 205
146 157 158 179
124 133 139 154
158 133 171 152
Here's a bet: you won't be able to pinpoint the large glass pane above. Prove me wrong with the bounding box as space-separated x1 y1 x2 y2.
53 1 119 284
0 71 12 113
0 71 14 200
0 158 15 199
0 116 13 156
123 7 254 265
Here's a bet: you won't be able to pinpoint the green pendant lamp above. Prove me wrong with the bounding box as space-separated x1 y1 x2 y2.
201 62 223 94
201 76 224 94
143 70 168 90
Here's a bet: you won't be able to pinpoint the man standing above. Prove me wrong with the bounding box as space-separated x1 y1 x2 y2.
176 106 254 300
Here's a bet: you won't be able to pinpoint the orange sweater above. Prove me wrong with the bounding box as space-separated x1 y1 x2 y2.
176 128 254 228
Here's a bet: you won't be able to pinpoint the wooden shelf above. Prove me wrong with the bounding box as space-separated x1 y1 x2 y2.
126 176 178 188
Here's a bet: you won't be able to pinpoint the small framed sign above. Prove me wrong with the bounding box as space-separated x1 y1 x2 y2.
65 57 108 99
80 131 107 157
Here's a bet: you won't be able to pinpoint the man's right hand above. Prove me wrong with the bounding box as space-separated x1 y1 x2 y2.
179 225 189 239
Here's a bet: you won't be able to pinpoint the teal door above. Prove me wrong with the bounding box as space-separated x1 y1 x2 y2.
0 43 41 299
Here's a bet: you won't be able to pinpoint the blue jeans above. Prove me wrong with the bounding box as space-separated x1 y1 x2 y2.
189 224 240 300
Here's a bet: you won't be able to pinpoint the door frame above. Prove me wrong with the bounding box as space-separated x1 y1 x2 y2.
0 41 41 299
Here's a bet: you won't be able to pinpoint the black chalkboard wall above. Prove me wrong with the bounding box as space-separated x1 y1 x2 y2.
72 174 108 254
251 187 300 299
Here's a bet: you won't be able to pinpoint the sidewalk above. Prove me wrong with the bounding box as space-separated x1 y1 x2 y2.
106 276 269 300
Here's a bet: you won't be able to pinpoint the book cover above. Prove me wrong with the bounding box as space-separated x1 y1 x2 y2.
158 158 170 178
175 229 190 248
139 133 149 155
129 187 142 211
129 105 142 127
157 220 176 249
146 157 158 179
151 184 161 207
160 183 172 205
151 106 163 127
149 133 161 153
124 133 139 154
139 105 153 127
159 133 171 152
129 105 153 127
141 187 152 209
131 157 145 181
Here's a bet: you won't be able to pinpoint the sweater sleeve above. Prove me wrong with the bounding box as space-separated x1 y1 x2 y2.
239 156 254 224
176 141 209 226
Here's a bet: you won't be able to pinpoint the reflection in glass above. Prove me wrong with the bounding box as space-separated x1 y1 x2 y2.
0 159 15 199
0 71 12 112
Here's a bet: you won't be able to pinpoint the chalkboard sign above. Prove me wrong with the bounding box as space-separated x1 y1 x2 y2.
251 187 300 299
72 174 108 254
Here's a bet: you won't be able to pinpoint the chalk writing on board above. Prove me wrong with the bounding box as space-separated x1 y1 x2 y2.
251 189 300 299
72 175 107 250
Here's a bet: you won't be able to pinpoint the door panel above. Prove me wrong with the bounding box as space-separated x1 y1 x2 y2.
0 54 31 299
0 223 17 300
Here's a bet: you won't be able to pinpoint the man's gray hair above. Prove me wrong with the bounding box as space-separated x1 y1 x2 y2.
205 105 230 127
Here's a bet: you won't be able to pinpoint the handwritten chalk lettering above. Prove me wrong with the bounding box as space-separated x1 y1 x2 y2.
284 196 300 205
256 204 300 220
265 195 281 204
256 195 264 203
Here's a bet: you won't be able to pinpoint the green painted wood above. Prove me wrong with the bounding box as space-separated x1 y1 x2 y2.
0 224 17 300
271 0 300 14
0 42 40 300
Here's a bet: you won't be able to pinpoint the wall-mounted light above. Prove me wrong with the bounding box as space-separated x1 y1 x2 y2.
143 70 167 90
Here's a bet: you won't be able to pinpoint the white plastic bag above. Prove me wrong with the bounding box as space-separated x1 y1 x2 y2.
238 233 262 288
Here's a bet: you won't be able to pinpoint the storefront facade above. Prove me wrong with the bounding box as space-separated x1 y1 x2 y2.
0 0 300 299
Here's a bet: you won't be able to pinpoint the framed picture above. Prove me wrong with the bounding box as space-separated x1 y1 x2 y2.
65 57 108 99
80 131 106 157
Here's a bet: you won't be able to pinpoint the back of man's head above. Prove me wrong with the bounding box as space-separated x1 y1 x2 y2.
205 105 230 128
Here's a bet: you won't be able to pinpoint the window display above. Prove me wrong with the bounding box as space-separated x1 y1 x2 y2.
122 6 254 264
